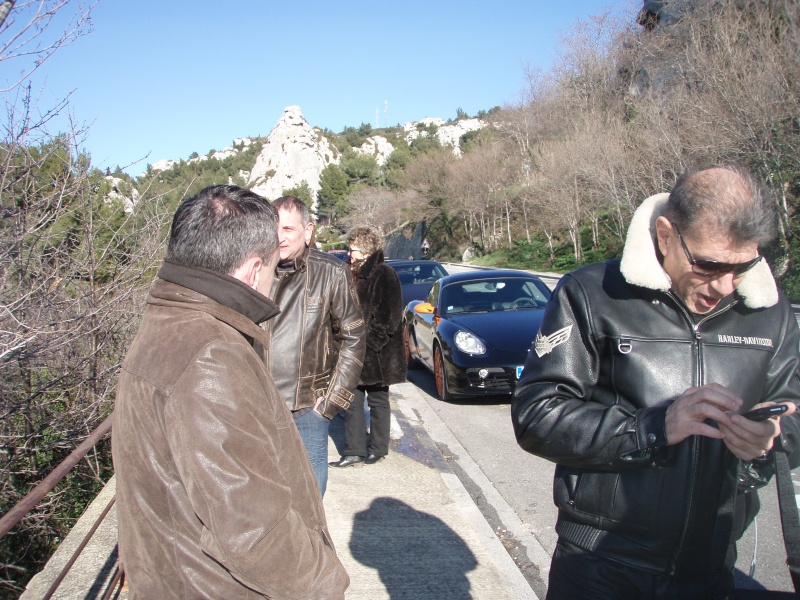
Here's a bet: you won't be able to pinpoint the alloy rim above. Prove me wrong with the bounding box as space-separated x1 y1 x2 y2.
434 347 445 397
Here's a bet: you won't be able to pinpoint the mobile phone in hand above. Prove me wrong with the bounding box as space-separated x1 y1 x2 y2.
742 404 789 421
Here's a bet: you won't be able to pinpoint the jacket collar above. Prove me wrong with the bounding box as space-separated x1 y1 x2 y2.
619 193 778 309
157 259 280 325
356 249 384 281
277 245 310 274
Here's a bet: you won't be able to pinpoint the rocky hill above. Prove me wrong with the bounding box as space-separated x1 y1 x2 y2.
142 105 486 209
247 106 338 199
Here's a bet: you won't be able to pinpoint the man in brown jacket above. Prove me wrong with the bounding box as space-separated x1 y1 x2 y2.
112 185 348 599
264 196 365 496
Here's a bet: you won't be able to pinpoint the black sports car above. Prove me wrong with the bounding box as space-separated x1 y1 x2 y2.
404 270 551 401
386 259 449 307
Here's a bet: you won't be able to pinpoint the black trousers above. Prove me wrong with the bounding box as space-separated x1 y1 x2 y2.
547 539 734 600
343 385 390 458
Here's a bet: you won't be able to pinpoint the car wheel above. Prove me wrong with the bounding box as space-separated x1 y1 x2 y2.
404 327 420 370
434 345 452 401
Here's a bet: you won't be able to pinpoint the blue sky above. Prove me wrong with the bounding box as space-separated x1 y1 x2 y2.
5 1 630 176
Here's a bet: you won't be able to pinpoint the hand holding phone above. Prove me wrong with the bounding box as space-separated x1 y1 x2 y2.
741 404 789 422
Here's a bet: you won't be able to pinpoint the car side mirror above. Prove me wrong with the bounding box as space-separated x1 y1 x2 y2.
414 302 435 314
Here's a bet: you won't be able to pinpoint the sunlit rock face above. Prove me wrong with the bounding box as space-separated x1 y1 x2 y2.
149 159 176 172
145 107 489 211
248 106 337 204
248 108 488 206
404 117 486 155
105 176 139 213
354 135 395 166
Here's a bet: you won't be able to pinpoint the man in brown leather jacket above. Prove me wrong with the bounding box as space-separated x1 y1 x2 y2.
113 186 348 599
264 196 365 495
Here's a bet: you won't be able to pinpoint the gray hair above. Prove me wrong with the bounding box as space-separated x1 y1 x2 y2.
663 166 776 244
166 185 278 275
273 195 312 226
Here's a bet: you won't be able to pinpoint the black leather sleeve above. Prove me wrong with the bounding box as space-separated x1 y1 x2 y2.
511 274 670 471
759 295 800 468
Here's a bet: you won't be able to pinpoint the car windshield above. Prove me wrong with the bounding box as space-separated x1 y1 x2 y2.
441 278 549 314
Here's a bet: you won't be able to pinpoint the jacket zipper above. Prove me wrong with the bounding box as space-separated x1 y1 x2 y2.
263 275 284 341
665 292 736 575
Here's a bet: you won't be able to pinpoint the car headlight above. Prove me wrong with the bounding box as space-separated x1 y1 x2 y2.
454 331 486 355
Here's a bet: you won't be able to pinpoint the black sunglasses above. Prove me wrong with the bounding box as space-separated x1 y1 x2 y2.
672 223 762 278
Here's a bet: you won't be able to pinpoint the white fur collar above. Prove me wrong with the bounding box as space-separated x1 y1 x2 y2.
619 193 778 309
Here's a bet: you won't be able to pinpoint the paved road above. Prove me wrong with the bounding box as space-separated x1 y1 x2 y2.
423 262 796 594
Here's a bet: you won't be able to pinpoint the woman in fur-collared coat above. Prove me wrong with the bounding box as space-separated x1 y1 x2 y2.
330 226 406 467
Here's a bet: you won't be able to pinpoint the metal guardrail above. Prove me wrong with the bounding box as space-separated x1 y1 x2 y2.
0 412 123 599
0 413 113 537
39 496 120 600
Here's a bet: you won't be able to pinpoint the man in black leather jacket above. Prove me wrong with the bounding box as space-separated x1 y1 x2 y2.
512 166 800 599
264 196 365 496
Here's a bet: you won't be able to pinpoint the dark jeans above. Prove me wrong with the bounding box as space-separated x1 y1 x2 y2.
292 409 330 496
343 385 390 458
547 539 734 600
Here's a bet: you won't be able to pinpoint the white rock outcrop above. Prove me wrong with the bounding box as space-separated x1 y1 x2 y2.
404 117 486 155
104 176 139 213
248 106 337 203
204 139 253 162
354 135 395 166
141 109 488 202
149 159 176 173
403 117 446 144
436 118 485 155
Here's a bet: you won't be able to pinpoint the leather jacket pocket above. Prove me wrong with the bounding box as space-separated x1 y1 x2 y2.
312 372 332 401
306 295 324 313
556 465 679 537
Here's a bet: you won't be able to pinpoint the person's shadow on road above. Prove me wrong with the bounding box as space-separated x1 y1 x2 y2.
350 497 477 599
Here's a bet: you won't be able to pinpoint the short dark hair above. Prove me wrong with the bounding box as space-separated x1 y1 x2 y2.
273 195 311 226
166 185 278 275
664 166 776 245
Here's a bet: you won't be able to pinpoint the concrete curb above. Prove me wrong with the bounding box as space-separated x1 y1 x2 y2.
396 382 549 595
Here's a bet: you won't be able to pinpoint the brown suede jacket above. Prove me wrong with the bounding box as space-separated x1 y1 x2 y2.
113 261 348 599
264 247 366 418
